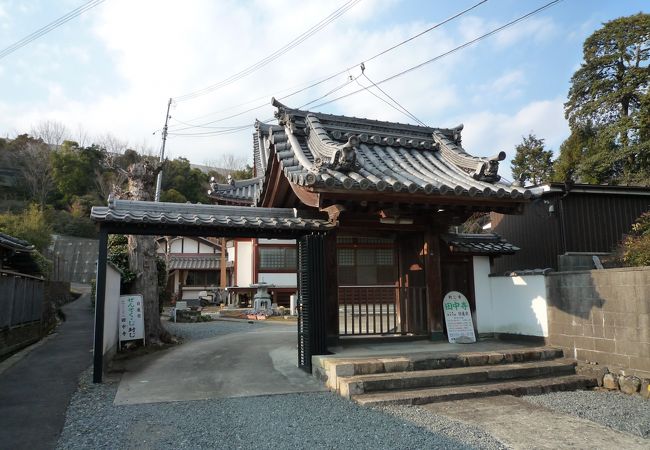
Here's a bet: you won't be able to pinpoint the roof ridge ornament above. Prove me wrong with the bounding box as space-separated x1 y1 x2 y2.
305 113 359 173
433 129 505 183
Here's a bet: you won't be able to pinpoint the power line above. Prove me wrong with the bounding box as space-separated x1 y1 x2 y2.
355 70 427 127
0 0 106 60
312 0 562 110
173 0 361 102
169 0 488 127
171 0 561 139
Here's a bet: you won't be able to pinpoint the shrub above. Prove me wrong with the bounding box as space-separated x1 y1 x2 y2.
619 211 650 267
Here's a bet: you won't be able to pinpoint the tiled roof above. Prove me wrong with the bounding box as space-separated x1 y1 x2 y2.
441 233 519 255
210 100 534 205
208 177 262 205
91 198 334 231
168 255 231 270
0 232 35 253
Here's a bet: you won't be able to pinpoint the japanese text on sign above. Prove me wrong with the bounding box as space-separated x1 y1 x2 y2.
119 295 144 344
443 291 476 344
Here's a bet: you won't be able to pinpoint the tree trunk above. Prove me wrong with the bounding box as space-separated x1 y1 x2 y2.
127 233 168 344
116 159 170 345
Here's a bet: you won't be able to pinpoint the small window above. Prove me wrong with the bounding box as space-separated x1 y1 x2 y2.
259 247 296 271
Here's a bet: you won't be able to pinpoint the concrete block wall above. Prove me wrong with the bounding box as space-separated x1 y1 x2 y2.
546 267 650 379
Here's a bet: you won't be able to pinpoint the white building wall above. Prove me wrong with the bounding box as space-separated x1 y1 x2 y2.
236 240 253 287
170 239 183 253
258 238 296 245
258 272 297 287
227 241 235 262
488 274 548 337
198 241 214 253
102 264 121 360
472 256 494 334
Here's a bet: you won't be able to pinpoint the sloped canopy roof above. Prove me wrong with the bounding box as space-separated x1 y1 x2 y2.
90 198 334 237
0 232 35 253
209 100 535 211
441 233 519 255
167 255 232 270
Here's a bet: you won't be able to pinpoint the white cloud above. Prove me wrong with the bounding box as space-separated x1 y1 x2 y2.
0 0 571 176
459 15 557 49
460 97 569 179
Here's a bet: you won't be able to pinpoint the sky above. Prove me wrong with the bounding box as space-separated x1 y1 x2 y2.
0 0 647 180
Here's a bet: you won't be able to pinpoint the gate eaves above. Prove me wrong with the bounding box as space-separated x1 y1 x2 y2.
90 199 334 383
91 198 334 237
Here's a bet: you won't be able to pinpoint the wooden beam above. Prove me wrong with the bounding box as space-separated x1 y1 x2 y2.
424 229 444 336
289 183 321 208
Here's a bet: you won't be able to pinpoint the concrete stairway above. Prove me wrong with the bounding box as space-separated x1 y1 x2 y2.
313 347 597 407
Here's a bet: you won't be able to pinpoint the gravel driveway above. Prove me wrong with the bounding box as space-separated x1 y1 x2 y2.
56 319 648 449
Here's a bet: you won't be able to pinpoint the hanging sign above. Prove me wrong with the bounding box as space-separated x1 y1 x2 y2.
119 294 145 344
443 291 476 344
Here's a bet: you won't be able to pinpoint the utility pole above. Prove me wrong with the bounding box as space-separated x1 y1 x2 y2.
154 97 172 202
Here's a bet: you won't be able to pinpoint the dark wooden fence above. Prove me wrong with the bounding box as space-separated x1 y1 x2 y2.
0 270 44 328
338 286 427 336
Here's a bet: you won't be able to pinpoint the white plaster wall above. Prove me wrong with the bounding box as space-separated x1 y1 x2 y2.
258 238 296 245
198 242 214 253
103 264 121 358
170 239 183 253
472 256 494 334
489 275 548 337
258 272 297 287
227 240 235 262
236 240 253 287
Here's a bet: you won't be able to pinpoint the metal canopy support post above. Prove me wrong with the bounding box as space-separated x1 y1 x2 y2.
92 227 108 383
297 233 328 372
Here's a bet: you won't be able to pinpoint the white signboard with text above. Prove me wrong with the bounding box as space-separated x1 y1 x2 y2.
119 294 144 344
443 291 476 344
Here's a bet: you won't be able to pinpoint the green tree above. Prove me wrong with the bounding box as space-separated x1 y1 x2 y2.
161 157 209 203
564 13 650 183
160 188 187 203
0 204 52 251
231 164 254 180
51 141 106 203
510 134 554 186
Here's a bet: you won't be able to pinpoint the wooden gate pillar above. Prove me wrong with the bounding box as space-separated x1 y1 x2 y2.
297 233 328 372
93 227 109 383
424 230 444 339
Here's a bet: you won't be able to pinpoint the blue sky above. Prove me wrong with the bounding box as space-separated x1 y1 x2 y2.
0 0 647 179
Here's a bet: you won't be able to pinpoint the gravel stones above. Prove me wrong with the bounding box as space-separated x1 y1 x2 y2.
523 390 650 439
58 370 493 450
377 405 508 450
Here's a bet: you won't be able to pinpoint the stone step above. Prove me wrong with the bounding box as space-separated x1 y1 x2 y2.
338 359 577 398
352 374 598 407
313 347 565 392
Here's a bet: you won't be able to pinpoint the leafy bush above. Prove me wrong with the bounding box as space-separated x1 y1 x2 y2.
0 203 52 251
107 234 136 292
48 208 98 239
619 211 650 267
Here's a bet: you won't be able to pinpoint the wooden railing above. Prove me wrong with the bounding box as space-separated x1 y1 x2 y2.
338 286 427 336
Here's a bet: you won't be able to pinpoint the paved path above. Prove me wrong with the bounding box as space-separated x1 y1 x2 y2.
424 395 649 449
115 325 325 405
0 295 94 450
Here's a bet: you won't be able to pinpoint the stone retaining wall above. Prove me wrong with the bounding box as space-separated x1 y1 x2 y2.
546 267 650 381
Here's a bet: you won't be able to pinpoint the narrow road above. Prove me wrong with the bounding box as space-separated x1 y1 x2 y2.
0 294 94 450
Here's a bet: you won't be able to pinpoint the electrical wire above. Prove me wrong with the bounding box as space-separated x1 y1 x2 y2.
170 0 561 138
169 0 488 127
173 0 361 102
0 0 106 60
311 0 562 110
355 75 427 126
